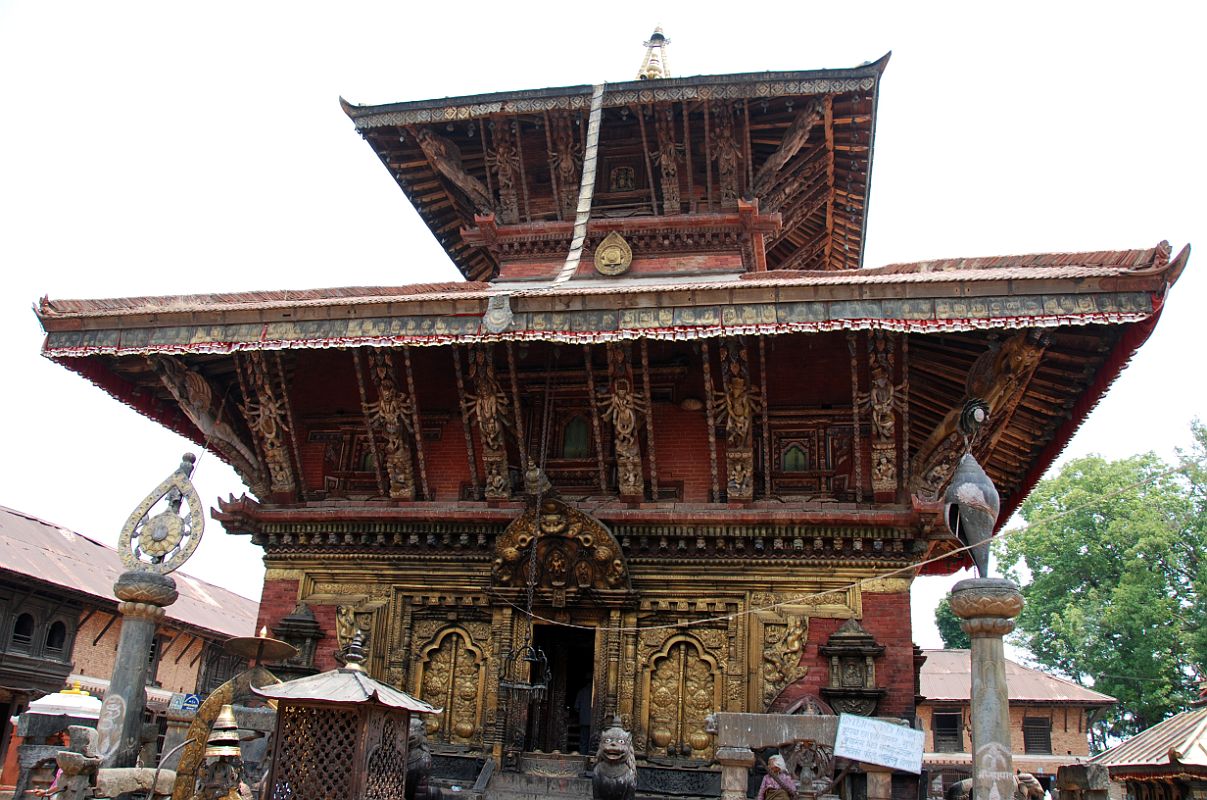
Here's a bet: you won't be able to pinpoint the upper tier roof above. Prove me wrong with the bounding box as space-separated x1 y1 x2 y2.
341 57 888 281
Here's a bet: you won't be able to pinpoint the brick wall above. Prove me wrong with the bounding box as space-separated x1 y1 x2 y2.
255 578 300 634
773 590 916 718
70 609 202 692
917 701 1095 757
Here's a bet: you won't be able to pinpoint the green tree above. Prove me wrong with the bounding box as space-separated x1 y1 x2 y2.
935 597 971 649
996 425 1206 745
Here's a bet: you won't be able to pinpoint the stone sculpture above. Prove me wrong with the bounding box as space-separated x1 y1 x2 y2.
592 718 637 800
406 718 440 800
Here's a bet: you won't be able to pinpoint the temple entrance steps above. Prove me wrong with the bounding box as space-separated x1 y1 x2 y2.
483 753 591 800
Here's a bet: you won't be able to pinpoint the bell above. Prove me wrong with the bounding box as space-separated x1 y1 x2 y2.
204 704 243 759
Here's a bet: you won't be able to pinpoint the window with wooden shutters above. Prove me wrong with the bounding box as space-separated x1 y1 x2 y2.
933 710 964 752
1023 716 1052 754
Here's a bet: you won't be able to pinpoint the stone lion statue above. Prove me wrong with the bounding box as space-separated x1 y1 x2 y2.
406 718 439 800
592 718 637 800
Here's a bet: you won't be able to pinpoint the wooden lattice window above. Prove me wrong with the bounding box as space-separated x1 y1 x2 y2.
271 704 360 800
1023 716 1052 754
932 710 964 752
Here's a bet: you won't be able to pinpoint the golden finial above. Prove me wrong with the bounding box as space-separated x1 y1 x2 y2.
638 26 671 80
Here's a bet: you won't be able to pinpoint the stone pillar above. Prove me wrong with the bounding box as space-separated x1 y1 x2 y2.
159 708 195 770
98 570 178 768
715 746 755 800
866 766 894 800
949 577 1023 800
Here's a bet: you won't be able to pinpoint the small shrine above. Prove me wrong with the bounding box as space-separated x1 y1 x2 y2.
255 635 439 800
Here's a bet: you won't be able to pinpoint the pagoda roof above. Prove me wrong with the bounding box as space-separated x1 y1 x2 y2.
341 57 889 280
36 243 1184 353
341 61 888 129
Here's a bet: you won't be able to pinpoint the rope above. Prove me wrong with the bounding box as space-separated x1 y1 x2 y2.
552 84 605 285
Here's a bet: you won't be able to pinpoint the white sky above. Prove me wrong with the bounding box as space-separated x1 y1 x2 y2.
0 1 1203 653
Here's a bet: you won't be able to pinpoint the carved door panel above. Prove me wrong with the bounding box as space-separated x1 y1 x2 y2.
417 628 484 746
645 637 718 760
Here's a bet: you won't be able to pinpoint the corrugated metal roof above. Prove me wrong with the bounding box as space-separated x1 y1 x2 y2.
920 649 1115 705
0 505 258 639
1092 706 1207 769
255 667 439 714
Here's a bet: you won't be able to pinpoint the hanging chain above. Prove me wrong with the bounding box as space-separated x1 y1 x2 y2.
521 346 558 645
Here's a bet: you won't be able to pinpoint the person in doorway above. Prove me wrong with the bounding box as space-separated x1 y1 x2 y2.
756 754 798 800
574 684 593 753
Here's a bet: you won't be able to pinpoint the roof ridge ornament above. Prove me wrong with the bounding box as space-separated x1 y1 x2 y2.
638 26 671 80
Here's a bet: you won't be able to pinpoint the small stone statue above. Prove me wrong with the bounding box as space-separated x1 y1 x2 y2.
406 718 440 800
592 718 637 800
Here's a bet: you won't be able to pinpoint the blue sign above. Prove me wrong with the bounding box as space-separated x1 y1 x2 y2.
181 693 202 712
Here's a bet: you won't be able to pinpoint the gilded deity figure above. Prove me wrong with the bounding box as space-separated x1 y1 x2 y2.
468 348 510 453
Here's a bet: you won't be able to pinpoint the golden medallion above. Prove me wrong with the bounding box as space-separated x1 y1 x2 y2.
594 231 633 276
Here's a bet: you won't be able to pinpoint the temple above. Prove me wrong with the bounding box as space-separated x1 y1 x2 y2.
35 31 1187 791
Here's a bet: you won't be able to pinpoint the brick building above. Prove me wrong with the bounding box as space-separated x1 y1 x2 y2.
918 649 1116 795
33 36 1185 794
0 505 258 789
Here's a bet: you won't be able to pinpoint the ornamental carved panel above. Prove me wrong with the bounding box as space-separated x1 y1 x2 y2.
492 498 631 605
642 634 721 761
415 626 486 747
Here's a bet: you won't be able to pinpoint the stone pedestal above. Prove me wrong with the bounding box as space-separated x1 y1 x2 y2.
99 570 178 768
949 578 1023 800
715 746 755 800
866 766 894 800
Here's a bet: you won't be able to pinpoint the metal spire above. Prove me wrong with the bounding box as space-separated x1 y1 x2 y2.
637 26 671 80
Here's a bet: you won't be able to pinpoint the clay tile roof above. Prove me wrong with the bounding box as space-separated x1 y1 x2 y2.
0 505 258 639
921 649 1116 705
1092 705 1207 769
38 282 489 319
751 242 1172 282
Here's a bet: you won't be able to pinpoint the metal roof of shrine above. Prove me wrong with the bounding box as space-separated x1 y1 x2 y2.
1092 704 1207 773
255 664 439 713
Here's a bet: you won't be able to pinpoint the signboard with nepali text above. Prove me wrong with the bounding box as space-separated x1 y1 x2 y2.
834 713 925 774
